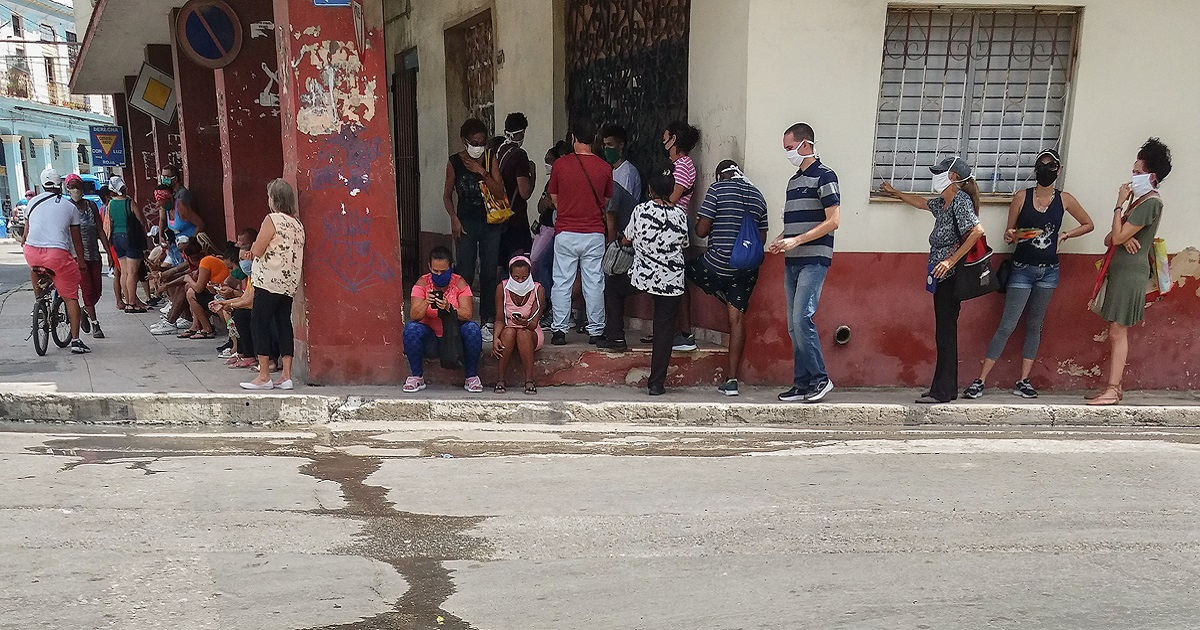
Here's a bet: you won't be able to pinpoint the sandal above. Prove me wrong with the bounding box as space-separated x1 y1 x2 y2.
191 331 215 340
494 381 507 394
177 330 200 339
1087 385 1122 406
125 306 148 314
524 381 537 395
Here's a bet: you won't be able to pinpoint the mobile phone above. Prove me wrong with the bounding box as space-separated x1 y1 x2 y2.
430 290 445 302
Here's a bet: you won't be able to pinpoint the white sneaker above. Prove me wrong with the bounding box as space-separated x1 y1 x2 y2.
176 319 192 330
159 304 172 315
150 322 176 335
481 324 494 344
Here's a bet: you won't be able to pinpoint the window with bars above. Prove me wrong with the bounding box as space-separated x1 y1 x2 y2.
871 7 1080 196
11 14 22 38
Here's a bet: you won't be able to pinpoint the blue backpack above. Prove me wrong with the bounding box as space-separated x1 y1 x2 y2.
728 210 764 271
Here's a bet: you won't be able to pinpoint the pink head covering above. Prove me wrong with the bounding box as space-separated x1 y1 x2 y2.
508 255 532 269
154 188 173 203
63 174 84 189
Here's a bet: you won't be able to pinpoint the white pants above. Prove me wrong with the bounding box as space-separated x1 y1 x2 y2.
551 231 606 336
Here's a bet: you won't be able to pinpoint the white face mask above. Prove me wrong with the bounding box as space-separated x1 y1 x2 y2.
932 172 954 194
68 189 84 201
544 163 553 177
466 144 486 159
506 275 535 297
504 130 525 146
785 142 816 168
1131 173 1157 198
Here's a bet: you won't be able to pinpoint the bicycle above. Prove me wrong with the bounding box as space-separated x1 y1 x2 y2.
29 266 72 356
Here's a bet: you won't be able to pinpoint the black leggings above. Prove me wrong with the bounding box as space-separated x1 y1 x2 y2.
233 308 278 359
252 288 294 358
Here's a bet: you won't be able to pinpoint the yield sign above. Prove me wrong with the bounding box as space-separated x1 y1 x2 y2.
95 134 119 156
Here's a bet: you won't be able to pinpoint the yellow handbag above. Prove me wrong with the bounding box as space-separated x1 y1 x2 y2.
481 150 514 225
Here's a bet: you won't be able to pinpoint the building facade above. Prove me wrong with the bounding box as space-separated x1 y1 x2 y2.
71 0 1200 389
0 0 114 217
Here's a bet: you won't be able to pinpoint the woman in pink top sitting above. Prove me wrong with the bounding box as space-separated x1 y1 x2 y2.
493 255 546 395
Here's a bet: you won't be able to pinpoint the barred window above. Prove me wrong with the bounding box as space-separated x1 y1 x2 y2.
871 8 1080 196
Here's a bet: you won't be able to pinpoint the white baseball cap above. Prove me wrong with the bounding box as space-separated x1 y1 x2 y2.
40 166 61 187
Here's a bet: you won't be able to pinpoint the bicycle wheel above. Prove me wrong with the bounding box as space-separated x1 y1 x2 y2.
51 294 71 348
32 300 49 356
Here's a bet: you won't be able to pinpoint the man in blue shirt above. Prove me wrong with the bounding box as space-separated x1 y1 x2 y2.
768 122 841 402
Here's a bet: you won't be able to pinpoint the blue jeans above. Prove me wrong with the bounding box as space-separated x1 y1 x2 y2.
986 263 1058 361
403 321 482 378
551 231 606 335
784 263 829 389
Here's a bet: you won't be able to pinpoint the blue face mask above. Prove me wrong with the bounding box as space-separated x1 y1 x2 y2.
430 268 453 287
239 260 253 275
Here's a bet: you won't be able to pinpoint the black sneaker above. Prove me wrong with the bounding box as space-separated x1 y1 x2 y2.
596 338 628 353
1013 379 1038 399
718 379 740 397
551 331 567 346
80 317 91 334
672 333 697 352
963 379 985 399
92 323 105 339
805 379 834 403
70 339 91 354
589 335 604 345
778 386 807 402
648 384 666 396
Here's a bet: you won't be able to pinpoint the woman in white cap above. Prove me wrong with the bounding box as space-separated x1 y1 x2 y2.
963 149 1093 400
880 156 985 404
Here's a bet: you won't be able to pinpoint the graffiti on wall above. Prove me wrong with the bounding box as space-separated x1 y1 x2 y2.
311 123 381 194
258 62 280 110
293 38 377 136
315 204 397 294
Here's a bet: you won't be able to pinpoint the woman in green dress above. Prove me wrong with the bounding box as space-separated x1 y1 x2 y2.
1089 138 1172 406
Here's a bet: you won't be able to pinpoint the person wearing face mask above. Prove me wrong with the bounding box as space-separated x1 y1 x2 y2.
532 142 568 302
21 167 91 354
64 174 113 339
492 256 546 395
495 113 537 274
962 150 1094 400
880 156 985 404
768 122 841 403
1088 138 1172 406
443 118 507 344
602 124 642 205
156 164 204 240
404 246 485 394
659 120 701 352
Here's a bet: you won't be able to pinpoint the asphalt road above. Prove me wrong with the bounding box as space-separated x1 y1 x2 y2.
4 422 1200 629
0 239 31 296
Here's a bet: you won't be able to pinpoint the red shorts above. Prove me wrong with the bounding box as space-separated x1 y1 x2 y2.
80 260 104 307
24 245 82 299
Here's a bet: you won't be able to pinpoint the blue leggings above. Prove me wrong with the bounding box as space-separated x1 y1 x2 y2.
403 321 482 378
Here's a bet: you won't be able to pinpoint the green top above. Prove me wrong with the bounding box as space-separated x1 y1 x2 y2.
108 197 131 234
1109 197 1162 277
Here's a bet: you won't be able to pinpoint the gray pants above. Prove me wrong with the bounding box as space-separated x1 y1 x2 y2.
985 286 1055 362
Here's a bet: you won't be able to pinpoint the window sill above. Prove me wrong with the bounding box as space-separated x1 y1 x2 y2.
869 194 1013 206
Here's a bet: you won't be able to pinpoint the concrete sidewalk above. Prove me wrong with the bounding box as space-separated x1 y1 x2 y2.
1 243 1199 426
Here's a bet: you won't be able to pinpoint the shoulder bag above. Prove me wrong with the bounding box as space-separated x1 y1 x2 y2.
575 153 633 276
1088 247 1115 315
950 202 999 301
435 279 466 369
480 150 514 225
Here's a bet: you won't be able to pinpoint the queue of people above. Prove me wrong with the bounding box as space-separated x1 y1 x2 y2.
417 110 1173 404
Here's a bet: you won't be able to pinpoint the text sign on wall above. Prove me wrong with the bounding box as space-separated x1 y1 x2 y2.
314 0 351 6
89 125 126 167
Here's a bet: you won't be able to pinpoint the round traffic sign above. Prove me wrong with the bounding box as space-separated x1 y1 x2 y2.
176 0 243 69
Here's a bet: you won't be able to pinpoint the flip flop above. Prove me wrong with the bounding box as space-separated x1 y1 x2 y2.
191 331 215 340
524 381 537 395
494 382 507 394
125 307 148 314
177 330 199 339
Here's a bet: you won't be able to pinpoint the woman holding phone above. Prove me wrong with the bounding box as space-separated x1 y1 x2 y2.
492 256 546 395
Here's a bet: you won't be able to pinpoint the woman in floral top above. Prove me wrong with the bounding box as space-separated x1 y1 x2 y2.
625 169 689 396
241 179 306 391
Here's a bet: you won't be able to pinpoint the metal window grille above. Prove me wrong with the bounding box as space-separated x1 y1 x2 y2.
11 14 22 38
463 17 495 135
871 8 1080 195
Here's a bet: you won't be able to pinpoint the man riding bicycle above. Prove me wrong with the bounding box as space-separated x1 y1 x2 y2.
18 167 91 354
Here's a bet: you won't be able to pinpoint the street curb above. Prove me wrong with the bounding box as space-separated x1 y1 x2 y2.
2 392 1200 427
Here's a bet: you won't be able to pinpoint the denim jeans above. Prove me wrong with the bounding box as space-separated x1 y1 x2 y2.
551 231 606 336
403 321 482 378
456 220 502 323
985 263 1058 361
783 263 829 389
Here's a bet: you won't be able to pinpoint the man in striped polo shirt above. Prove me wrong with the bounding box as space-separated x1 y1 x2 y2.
768 122 841 403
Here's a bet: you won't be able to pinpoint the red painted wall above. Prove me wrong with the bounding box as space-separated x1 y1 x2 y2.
275 0 406 384
738 252 1200 391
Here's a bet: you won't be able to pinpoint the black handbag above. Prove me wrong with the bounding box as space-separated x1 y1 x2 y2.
950 205 999 301
996 257 1013 294
438 308 464 370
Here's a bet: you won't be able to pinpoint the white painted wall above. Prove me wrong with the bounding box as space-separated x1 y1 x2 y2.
742 0 1200 255
688 0 750 193
386 0 560 235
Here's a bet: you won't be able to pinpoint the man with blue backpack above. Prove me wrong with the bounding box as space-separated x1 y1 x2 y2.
687 159 769 396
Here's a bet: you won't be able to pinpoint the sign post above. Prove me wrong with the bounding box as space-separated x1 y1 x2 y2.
89 125 127 167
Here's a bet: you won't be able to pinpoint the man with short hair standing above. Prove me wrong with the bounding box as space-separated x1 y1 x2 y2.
547 119 612 345
19 167 91 354
768 122 840 402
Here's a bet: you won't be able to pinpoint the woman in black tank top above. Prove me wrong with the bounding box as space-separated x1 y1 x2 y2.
963 150 1094 400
